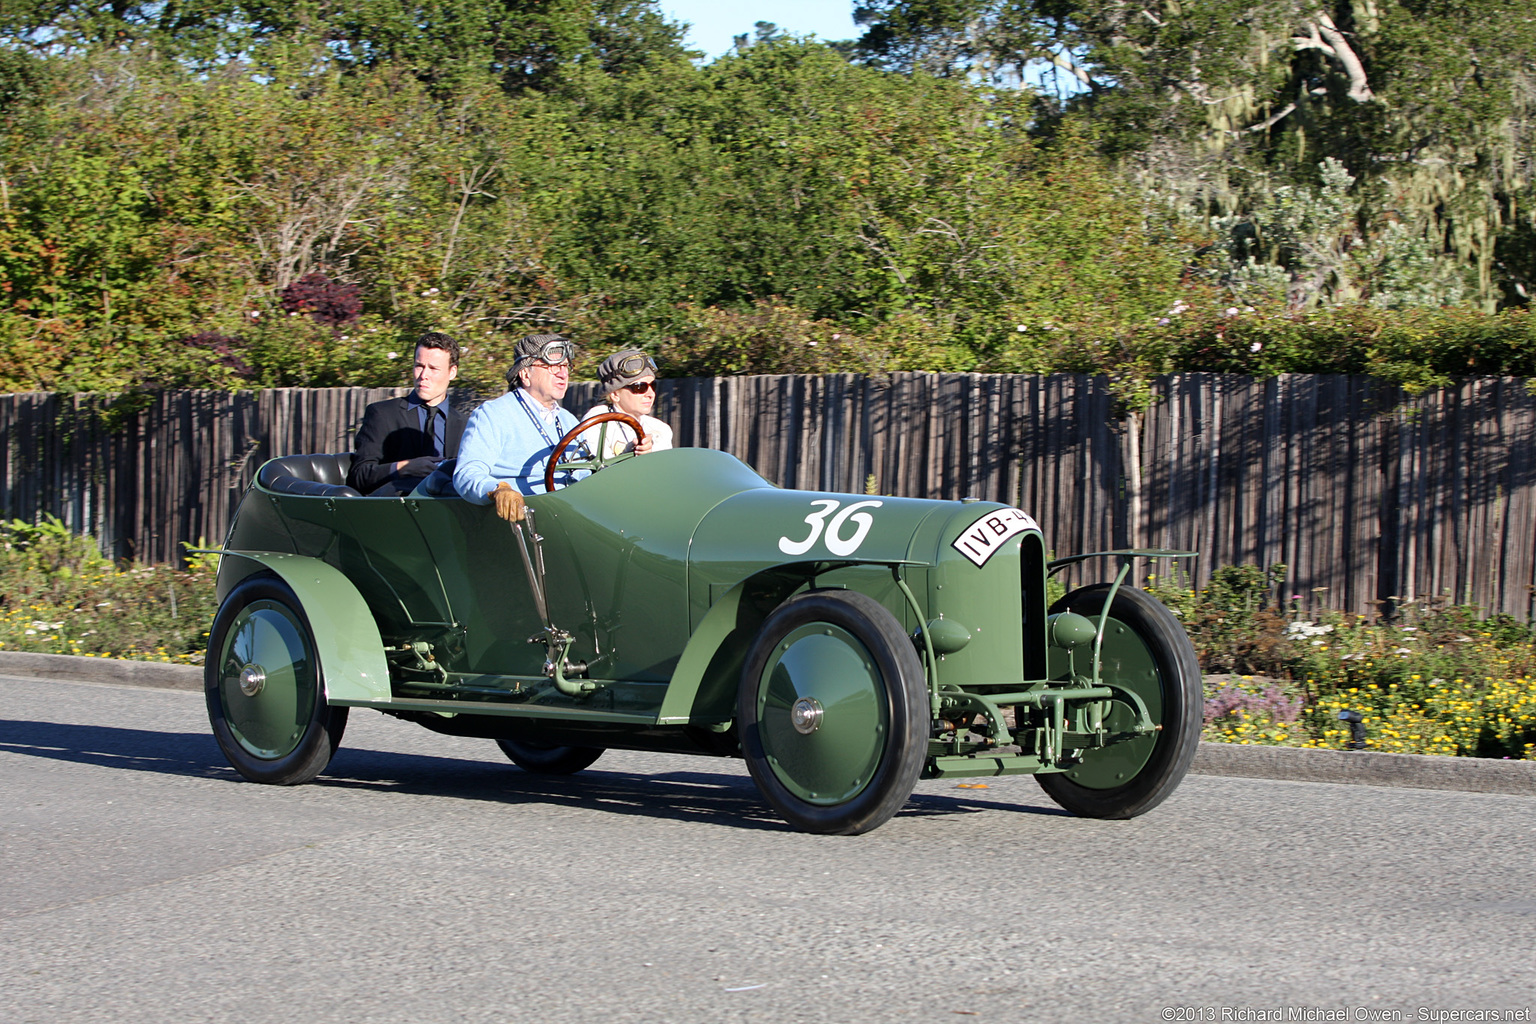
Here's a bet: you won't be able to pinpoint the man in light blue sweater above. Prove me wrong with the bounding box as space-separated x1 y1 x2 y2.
454 334 586 521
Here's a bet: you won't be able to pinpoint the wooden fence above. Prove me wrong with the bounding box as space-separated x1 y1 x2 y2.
3 373 1534 620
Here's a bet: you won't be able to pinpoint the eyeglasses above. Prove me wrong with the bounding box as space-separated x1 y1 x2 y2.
524 339 574 367
622 380 656 394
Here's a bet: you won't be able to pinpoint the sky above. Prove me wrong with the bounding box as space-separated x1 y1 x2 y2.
660 1 862 60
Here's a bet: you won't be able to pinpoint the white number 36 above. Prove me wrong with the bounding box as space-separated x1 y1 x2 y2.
778 499 884 557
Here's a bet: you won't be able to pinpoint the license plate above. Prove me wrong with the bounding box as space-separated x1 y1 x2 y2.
952 508 1039 567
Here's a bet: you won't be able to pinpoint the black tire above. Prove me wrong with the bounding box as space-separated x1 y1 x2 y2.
738 589 928 835
205 573 348 785
1037 584 1201 818
495 737 605 774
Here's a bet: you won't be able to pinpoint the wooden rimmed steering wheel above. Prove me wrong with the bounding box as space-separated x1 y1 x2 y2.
544 411 647 492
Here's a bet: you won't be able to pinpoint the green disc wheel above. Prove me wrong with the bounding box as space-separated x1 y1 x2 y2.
738 590 928 835
205 574 348 785
495 738 605 774
1037 584 1201 818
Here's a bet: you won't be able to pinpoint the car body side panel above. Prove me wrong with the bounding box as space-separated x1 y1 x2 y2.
685 489 953 625
218 493 308 599
217 450 1044 725
390 449 771 684
336 500 456 630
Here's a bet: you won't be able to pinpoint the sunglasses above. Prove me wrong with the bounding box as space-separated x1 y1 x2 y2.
621 380 656 394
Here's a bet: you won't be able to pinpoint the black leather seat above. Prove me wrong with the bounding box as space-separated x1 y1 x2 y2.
256 454 363 498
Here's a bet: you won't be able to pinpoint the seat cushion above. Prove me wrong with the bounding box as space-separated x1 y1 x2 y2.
257 454 362 498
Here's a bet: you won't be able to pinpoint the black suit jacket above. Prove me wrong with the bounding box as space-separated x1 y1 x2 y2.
348 394 469 495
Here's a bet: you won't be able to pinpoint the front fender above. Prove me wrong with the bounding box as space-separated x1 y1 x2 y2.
217 551 392 705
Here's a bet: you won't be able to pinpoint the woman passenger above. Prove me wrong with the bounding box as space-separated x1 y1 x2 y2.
578 348 674 458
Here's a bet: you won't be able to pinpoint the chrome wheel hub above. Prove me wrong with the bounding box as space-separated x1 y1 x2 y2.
238 663 266 697
790 696 824 735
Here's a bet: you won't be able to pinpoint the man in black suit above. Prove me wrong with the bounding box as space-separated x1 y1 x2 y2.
348 332 470 495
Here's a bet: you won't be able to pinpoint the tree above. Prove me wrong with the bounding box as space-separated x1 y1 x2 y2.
853 0 1536 310
0 0 690 87
0 0 243 59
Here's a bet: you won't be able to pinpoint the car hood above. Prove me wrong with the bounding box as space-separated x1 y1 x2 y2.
688 487 965 573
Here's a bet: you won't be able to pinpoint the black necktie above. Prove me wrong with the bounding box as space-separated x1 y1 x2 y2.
429 406 444 457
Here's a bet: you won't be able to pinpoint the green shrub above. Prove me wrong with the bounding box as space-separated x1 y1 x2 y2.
0 517 217 663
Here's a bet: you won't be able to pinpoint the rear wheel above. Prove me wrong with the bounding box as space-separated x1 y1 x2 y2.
205 574 348 785
495 738 604 775
1036 584 1200 818
738 590 928 835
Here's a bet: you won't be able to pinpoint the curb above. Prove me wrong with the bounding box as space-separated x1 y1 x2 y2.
1188 741 1536 797
4 651 1534 798
0 651 202 691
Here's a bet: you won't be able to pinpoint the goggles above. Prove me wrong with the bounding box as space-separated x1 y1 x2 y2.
610 352 657 378
521 339 575 368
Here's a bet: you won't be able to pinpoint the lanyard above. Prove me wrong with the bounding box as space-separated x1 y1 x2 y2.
514 391 592 479
515 389 562 448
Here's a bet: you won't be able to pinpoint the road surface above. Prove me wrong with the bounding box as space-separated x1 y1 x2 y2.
2 674 1532 1023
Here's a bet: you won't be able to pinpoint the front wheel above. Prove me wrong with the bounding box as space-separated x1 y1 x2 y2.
205 574 348 785
1036 584 1201 818
738 590 928 835
495 737 604 775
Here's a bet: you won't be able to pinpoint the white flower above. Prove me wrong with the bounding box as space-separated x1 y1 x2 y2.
1250 341 1262 352
386 351 399 360
1226 306 1240 317
1016 324 1028 332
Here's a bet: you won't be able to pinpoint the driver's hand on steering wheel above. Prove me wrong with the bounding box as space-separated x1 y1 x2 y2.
633 435 654 455
489 481 526 523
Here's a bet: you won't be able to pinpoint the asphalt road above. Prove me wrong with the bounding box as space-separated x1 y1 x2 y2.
2 674 1533 1024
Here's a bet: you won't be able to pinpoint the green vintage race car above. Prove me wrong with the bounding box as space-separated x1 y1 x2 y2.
205 415 1202 835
